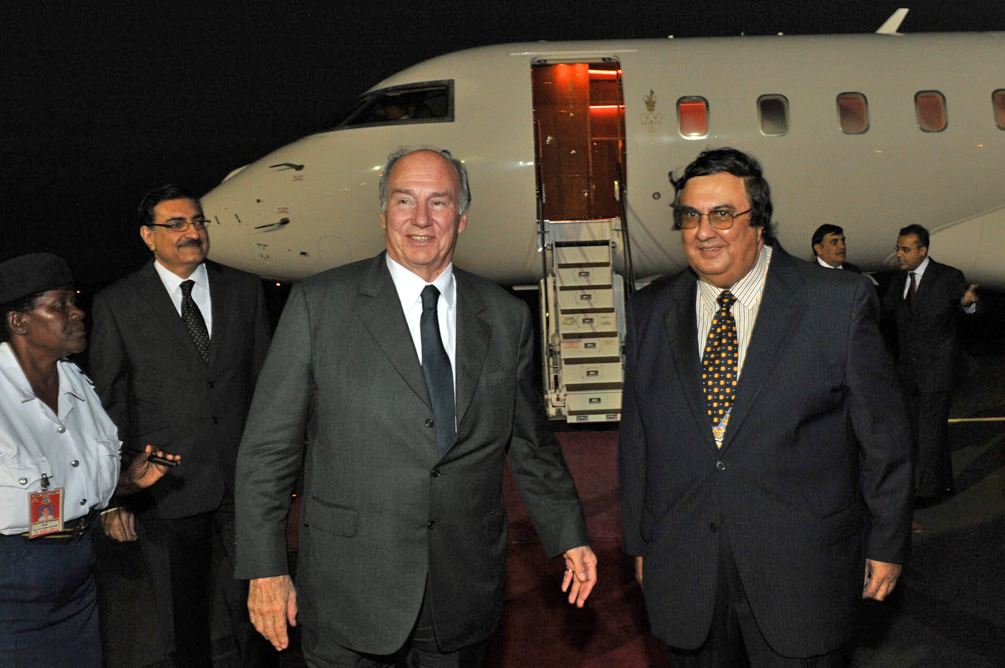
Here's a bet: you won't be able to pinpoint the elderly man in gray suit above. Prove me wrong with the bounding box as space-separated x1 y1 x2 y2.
235 146 597 667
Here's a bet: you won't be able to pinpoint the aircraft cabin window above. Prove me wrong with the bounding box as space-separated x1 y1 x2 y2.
758 95 789 136
336 81 453 129
677 97 708 138
915 91 947 132
837 93 869 134
993 89 1005 130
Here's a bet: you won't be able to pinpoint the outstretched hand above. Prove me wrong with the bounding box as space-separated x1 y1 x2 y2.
248 575 298 650
116 444 180 495
961 283 979 308
561 545 598 607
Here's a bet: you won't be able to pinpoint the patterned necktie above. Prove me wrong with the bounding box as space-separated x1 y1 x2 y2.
907 271 917 310
702 290 738 447
180 279 211 365
420 285 455 455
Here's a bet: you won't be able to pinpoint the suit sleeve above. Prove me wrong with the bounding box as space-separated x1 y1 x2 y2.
505 303 589 559
250 278 272 378
87 292 132 447
234 284 314 579
618 299 647 556
846 280 913 564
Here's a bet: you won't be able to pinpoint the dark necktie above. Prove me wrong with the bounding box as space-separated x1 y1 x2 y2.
907 271 917 310
180 279 211 365
420 285 455 455
702 290 739 447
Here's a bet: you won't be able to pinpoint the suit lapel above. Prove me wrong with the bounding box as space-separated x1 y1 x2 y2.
720 248 803 451
661 274 719 451
206 262 231 368
453 273 490 429
356 255 430 406
135 261 207 365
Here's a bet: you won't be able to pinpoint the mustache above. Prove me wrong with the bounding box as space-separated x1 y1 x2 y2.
178 238 203 248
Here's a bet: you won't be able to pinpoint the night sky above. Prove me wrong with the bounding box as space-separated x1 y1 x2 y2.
5 1 1004 285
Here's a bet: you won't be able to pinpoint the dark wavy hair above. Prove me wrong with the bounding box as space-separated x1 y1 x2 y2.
811 224 844 255
898 224 929 249
137 184 201 227
669 147 775 245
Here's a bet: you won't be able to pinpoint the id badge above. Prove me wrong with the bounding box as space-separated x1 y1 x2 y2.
29 489 63 538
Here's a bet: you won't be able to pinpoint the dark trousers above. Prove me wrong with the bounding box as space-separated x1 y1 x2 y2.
903 387 954 498
139 494 274 668
667 529 846 668
303 582 486 668
0 533 102 668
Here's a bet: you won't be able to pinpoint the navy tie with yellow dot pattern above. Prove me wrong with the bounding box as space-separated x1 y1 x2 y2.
702 290 738 445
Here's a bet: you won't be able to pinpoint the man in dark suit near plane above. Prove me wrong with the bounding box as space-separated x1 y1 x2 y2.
620 148 912 666
89 185 273 667
234 147 597 667
882 224 978 509
811 224 861 272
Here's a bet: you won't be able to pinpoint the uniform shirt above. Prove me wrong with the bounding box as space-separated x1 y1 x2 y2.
153 260 213 336
696 244 772 379
386 255 458 392
0 342 121 534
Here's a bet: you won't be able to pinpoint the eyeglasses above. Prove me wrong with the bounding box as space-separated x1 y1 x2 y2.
673 207 752 230
147 218 209 232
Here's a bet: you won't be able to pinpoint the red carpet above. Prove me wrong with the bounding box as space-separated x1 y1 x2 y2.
490 430 665 667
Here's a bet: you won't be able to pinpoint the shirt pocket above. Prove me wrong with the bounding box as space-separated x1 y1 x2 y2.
92 436 122 504
0 455 51 532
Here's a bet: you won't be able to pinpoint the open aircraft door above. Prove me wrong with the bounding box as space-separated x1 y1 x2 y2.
531 59 630 423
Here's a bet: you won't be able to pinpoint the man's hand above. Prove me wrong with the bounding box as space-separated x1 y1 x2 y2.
116 444 180 495
633 555 643 586
561 545 598 607
962 283 979 308
248 575 298 650
101 507 137 542
863 559 902 600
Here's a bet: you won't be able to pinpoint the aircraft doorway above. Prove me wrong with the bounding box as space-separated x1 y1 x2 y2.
532 61 626 220
532 60 628 423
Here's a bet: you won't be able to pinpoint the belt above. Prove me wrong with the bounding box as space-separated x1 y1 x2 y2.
20 508 99 543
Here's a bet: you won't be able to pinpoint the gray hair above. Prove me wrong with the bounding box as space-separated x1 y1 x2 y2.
378 146 471 215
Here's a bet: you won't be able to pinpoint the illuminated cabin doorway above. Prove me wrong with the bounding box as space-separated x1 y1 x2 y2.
531 60 626 222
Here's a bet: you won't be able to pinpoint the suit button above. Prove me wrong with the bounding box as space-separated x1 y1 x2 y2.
425 418 435 428
207 381 215 389
212 416 220 424
430 468 441 478
710 522 717 533
427 520 437 530
716 461 726 471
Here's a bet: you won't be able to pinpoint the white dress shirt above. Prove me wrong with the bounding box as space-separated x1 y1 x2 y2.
0 343 121 534
153 261 213 336
901 255 930 298
385 256 458 392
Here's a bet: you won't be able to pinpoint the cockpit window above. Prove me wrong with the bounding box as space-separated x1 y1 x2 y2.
336 81 453 129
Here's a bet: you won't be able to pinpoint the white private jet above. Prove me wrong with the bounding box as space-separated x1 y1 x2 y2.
202 10 1005 421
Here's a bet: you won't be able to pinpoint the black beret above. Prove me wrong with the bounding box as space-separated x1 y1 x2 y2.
0 253 74 304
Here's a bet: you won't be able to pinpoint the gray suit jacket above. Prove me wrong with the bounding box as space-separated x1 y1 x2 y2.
88 260 271 518
620 247 912 657
234 253 588 654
